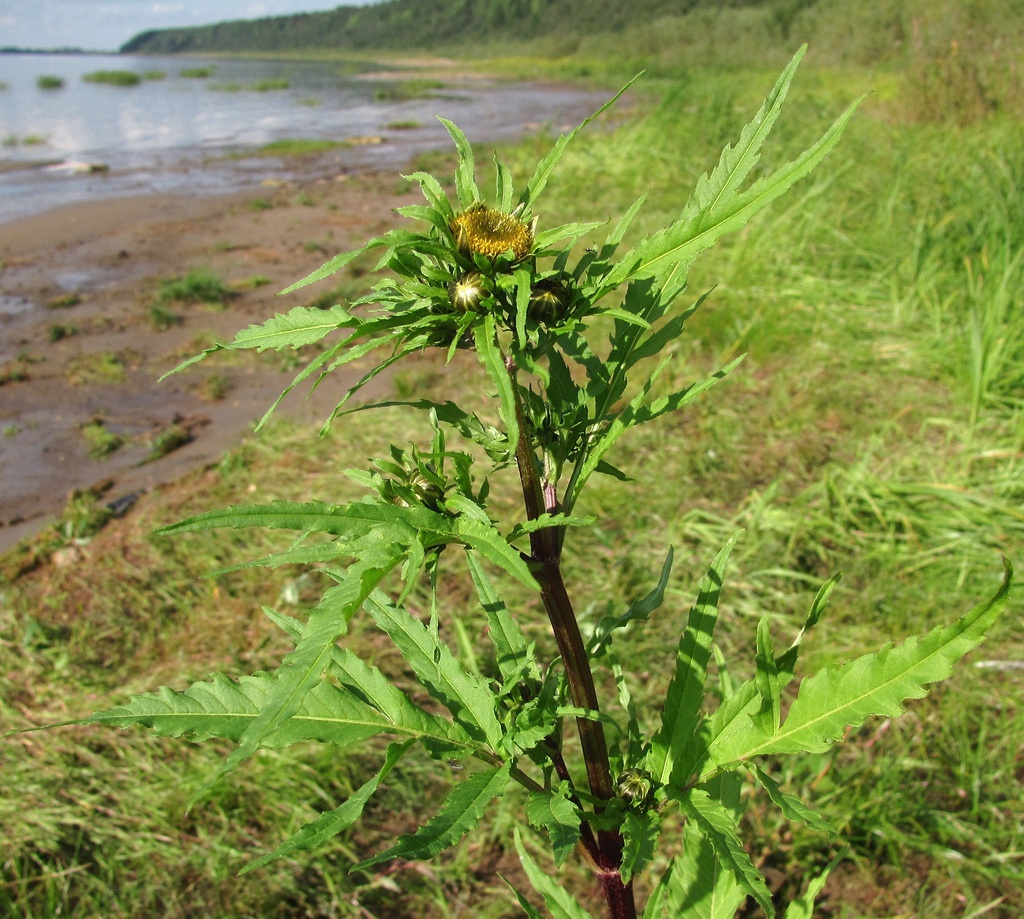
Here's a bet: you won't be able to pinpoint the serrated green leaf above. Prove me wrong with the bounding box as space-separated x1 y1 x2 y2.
493 153 514 211
507 513 596 542
533 220 606 250
363 590 504 748
514 829 597 919
404 169 454 218
356 763 511 870
696 680 760 782
526 784 581 867
621 810 660 885
604 49 864 290
650 535 739 787
241 738 414 873
86 671 418 749
231 304 354 352
328 647 477 757
679 788 774 917
631 355 745 428
207 540 346 576
755 560 1011 757
278 232 391 294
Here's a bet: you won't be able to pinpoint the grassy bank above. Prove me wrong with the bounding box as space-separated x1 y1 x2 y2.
4 24 1024 919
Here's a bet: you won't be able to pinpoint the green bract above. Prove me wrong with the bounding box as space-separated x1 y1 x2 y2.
65 47 1010 919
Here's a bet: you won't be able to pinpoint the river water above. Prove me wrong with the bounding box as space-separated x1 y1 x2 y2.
0 53 605 223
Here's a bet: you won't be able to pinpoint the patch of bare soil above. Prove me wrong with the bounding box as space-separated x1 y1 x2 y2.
0 170 421 552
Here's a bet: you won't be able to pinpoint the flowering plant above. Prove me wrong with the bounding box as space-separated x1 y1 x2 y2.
67 49 1009 917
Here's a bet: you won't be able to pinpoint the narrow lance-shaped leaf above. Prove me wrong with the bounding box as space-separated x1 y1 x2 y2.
404 169 454 218
782 856 842 919
455 514 539 589
157 499 450 541
241 738 415 873
640 856 675 919
747 764 836 838
474 313 519 455
279 231 393 294
439 116 480 208
589 545 674 654
750 559 1011 759
603 46 863 291
754 615 781 735
519 74 641 213
683 46 806 223
650 535 739 787
159 304 353 380
775 572 841 685
355 763 512 870
327 646 480 758
465 549 533 682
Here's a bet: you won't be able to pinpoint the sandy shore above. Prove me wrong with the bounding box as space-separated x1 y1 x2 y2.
0 167 421 552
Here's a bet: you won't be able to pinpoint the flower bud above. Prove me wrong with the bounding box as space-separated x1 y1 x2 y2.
616 768 656 811
448 271 487 313
528 277 572 324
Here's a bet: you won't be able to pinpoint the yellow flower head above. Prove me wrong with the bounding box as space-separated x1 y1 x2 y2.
450 203 534 261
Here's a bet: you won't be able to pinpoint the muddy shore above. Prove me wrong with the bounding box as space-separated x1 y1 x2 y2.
0 167 423 553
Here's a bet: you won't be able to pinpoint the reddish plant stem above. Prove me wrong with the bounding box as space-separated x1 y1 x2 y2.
509 362 637 919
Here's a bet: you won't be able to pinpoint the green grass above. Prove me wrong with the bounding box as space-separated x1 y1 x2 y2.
155 269 233 309
66 352 127 386
372 78 444 102
256 138 347 157
36 75 64 90
47 322 79 343
147 423 190 461
46 292 81 309
4 23 1024 917
81 420 125 459
83 70 141 87
179 66 215 78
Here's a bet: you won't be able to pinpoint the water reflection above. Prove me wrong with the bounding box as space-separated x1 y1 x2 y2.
0 52 606 222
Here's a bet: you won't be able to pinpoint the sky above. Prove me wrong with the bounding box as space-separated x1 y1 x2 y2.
1 0 381 52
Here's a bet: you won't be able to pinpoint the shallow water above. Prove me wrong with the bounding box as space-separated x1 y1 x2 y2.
0 53 605 223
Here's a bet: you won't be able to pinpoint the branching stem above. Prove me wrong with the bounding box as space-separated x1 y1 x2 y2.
508 357 637 919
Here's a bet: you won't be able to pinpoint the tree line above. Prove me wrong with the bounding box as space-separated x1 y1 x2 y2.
120 0 788 54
